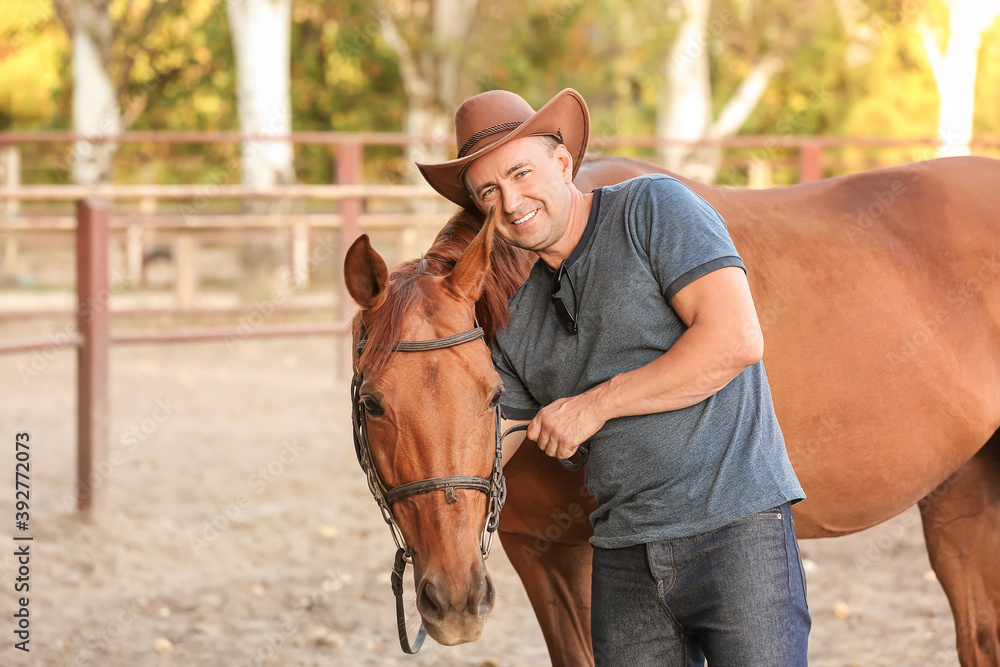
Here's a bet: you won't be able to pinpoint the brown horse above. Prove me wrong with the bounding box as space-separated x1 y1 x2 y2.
345 155 1000 666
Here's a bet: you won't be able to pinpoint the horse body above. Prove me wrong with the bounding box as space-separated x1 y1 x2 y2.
574 156 1000 536
347 155 1000 666
737 160 1000 538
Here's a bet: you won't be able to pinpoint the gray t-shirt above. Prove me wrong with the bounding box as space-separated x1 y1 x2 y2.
491 174 805 549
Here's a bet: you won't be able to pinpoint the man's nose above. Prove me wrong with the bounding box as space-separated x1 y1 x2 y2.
502 186 524 216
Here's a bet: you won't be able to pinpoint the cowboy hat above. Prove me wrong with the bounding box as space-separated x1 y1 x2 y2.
416 88 590 209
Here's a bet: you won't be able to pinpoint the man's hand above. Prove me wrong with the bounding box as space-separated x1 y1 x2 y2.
528 393 606 459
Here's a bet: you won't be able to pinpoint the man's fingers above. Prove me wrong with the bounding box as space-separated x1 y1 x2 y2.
526 418 540 442
540 433 557 457
529 409 585 459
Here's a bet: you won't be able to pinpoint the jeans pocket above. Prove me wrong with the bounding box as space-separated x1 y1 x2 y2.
788 510 809 603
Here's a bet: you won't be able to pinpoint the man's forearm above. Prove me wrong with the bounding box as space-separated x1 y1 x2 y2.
584 318 762 422
527 318 761 459
528 266 763 459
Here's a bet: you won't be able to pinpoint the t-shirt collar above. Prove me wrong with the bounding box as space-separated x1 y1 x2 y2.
555 187 603 272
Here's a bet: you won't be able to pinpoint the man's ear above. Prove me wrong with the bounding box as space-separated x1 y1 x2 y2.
555 143 574 183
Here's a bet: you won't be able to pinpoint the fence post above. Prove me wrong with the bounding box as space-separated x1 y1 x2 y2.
337 142 362 379
175 231 197 307
798 141 823 183
76 199 111 514
1 146 20 218
125 224 143 285
1 147 20 279
290 221 310 288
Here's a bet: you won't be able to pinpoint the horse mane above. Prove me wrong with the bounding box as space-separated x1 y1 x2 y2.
355 207 533 376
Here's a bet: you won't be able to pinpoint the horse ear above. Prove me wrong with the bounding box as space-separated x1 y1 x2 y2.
447 207 495 301
344 234 390 310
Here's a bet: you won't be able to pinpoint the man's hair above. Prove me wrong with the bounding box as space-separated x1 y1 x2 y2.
463 134 564 200
537 134 561 155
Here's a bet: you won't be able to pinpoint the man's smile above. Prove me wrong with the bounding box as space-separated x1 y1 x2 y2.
511 209 538 226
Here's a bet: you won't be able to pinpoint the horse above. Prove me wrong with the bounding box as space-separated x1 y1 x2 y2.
344 154 1000 666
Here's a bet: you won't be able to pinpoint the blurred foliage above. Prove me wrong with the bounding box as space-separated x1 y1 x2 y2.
0 1 69 127
0 0 997 184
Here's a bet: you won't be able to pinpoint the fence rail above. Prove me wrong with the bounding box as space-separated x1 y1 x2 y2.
0 183 436 200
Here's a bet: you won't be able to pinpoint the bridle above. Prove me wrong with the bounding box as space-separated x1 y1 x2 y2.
351 322 526 654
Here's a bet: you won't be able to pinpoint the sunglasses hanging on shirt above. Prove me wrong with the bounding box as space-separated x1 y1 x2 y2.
550 264 578 335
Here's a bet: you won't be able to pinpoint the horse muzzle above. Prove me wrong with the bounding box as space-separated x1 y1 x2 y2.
416 564 496 645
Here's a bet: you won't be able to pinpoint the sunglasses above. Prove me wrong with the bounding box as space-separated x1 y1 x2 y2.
550 264 578 335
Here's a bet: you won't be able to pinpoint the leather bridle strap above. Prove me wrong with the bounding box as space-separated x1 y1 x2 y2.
357 327 485 355
391 547 427 653
385 475 491 504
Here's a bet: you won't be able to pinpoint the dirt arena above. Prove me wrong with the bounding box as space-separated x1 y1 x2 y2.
0 328 961 666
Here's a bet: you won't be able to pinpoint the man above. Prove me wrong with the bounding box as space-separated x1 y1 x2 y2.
417 88 809 666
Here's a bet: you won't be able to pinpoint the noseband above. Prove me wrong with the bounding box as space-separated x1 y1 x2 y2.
351 323 524 653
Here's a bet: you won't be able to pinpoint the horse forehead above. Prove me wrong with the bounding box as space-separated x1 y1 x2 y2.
392 347 479 390
396 279 467 332
383 338 492 406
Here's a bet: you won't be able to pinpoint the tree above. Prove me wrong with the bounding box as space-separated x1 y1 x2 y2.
919 0 1000 156
0 2 68 129
56 0 119 185
226 0 295 189
373 0 483 185
53 0 201 184
657 0 784 183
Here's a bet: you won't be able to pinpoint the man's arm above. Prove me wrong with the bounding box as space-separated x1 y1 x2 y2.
527 266 762 459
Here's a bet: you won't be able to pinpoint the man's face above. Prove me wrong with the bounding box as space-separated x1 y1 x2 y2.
463 136 574 253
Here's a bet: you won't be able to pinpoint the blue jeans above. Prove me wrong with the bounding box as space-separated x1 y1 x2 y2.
591 503 810 666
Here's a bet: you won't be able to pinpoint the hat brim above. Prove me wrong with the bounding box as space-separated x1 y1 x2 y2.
416 88 590 210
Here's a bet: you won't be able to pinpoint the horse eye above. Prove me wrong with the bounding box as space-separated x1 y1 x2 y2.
488 389 502 410
361 396 384 417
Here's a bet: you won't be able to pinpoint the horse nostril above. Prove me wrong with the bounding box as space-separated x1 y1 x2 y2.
418 579 445 622
471 573 495 616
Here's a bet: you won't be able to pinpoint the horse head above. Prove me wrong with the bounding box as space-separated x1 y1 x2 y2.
344 209 505 646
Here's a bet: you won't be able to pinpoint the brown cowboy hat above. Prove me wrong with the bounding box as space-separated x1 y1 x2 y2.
416 88 590 209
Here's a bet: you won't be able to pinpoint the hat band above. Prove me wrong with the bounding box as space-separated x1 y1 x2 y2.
457 121 524 158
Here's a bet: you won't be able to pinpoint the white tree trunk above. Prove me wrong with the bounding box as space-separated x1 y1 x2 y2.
72 2 120 185
921 0 1000 157
379 0 476 191
657 0 782 183
658 0 712 179
402 102 452 179
227 0 295 294
227 0 295 189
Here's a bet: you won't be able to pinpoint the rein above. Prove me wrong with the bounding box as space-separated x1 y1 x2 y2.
351 323 515 654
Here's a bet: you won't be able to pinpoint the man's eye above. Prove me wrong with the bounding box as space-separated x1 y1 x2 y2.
517 170 529 178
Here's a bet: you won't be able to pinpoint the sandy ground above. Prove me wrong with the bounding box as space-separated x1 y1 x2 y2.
0 327 960 666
